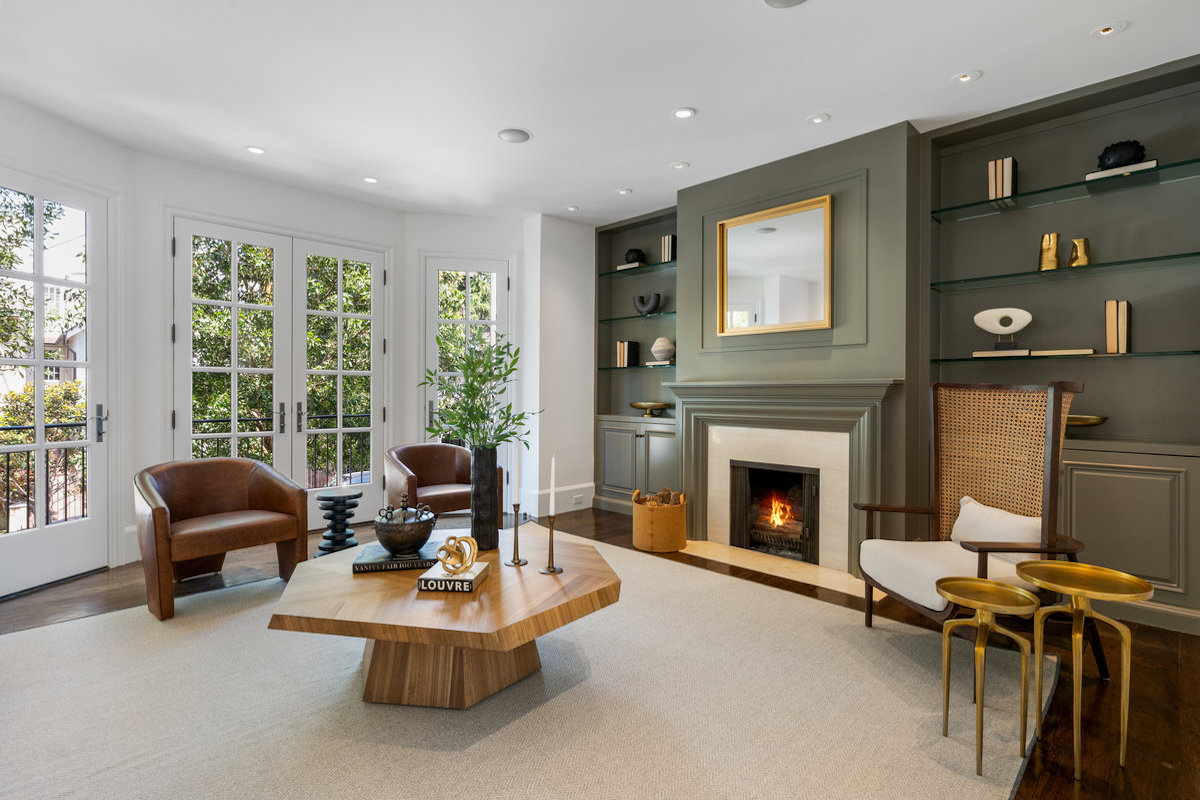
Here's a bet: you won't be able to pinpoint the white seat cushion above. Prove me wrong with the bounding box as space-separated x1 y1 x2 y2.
859 539 1039 612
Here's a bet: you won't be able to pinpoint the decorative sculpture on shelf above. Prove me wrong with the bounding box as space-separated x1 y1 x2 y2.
1068 238 1091 267
1038 233 1059 271
633 293 661 315
973 307 1032 350
624 248 645 264
1097 140 1146 170
435 535 479 576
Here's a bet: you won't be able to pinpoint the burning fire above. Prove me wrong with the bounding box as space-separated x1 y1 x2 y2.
767 494 794 528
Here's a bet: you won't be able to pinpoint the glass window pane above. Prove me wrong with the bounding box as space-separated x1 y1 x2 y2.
342 318 370 371
192 437 231 460
42 201 86 283
342 432 370 485
0 186 34 274
237 308 273 368
43 285 86 362
437 323 465 373
343 259 371 314
237 435 273 466
44 368 86 442
0 449 35 532
468 271 494 321
192 372 231 434
438 270 466 320
0 277 35 359
45 446 86 524
192 304 231 367
341 375 370 428
306 374 336 430
192 236 231 301
237 243 274 306
0 366 35 445
306 315 337 370
236 373 273 433
307 255 337 311
468 323 496 346
306 433 337 489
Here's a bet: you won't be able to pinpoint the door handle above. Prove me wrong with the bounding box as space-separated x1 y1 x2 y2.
296 401 304 433
278 402 286 434
94 403 109 443
428 400 435 426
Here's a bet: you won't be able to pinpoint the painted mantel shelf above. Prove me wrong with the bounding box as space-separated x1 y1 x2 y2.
665 379 901 577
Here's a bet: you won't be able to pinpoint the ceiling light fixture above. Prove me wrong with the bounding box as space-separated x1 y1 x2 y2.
1090 21 1129 39
363 177 378 184
764 0 808 7
806 113 830 124
672 161 690 170
616 188 633 195
245 145 265 155
673 107 697 119
566 205 580 212
497 128 532 143
953 70 983 84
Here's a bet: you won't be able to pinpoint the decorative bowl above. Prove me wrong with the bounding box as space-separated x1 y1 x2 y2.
630 401 670 418
1066 414 1107 427
374 506 437 556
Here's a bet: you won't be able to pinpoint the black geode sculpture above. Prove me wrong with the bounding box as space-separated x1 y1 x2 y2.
1097 140 1146 170
624 248 645 264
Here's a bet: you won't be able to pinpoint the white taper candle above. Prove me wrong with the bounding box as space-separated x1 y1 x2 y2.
548 454 556 516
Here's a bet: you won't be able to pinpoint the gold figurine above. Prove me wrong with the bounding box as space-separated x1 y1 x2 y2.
435 535 478 575
1038 232 1059 271
1068 237 1091 267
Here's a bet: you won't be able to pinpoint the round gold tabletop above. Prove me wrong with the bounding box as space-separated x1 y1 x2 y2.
1015 560 1153 602
935 576 1040 616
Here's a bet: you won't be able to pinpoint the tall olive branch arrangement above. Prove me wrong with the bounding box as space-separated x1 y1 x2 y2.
419 332 536 450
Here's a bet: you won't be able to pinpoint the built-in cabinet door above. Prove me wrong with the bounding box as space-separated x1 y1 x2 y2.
643 425 677 492
598 419 638 495
595 416 677 511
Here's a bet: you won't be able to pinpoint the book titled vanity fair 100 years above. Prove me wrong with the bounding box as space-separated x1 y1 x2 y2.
416 560 490 593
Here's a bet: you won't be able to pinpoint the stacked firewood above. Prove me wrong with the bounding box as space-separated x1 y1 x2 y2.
634 488 684 507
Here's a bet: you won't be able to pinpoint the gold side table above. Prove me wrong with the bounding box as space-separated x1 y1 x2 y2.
936 576 1040 776
1015 560 1153 781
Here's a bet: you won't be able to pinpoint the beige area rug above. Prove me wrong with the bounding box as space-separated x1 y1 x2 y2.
0 531 1055 800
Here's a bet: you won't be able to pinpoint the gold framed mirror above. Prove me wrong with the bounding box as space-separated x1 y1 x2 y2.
717 194 832 335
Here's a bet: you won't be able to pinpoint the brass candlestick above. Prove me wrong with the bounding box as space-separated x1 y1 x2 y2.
505 503 527 566
539 514 563 575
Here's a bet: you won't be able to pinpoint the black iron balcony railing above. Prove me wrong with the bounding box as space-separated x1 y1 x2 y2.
0 420 88 534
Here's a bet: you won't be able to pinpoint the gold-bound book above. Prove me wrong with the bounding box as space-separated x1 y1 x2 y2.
1030 348 1095 356
972 349 1030 357
1105 299 1118 353
417 560 490 593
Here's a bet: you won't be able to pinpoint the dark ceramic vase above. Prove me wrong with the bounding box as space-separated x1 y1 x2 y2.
624 248 645 264
1097 140 1146 170
633 293 661 315
470 445 500 550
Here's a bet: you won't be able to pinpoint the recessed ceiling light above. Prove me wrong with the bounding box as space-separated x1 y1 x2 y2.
953 70 983 84
362 177 378 184
672 161 690 170
565 205 580 212
497 128 532 143
673 107 697 119
764 0 808 7
245 145 265 155
1090 21 1129 39
806 113 830 124
756 227 777 234
616 188 633 195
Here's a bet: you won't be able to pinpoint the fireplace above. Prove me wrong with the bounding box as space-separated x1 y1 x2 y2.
730 460 819 564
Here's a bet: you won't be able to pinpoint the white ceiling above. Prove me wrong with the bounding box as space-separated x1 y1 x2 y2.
0 0 1197 226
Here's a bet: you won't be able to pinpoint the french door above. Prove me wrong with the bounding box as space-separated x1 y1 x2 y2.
423 255 511 503
0 172 108 597
173 220 383 529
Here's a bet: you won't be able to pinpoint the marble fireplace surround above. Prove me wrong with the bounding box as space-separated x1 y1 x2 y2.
668 380 899 577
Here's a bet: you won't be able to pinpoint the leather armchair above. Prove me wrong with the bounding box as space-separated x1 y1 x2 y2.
384 442 502 515
134 458 307 620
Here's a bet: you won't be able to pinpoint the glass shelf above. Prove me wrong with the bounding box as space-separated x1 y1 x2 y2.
598 364 677 371
598 259 677 278
931 156 1200 223
598 311 677 323
932 350 1200 364
931 250 1200 292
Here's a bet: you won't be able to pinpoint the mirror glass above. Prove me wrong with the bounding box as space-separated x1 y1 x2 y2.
717 194 831 335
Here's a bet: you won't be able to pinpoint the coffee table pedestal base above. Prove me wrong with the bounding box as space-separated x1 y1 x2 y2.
362 639 542 709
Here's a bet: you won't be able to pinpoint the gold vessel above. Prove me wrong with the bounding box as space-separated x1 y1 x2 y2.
1068 237 1091 267
1038 232 1059 271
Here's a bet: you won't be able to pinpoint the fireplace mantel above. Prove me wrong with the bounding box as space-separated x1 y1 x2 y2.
666 379 900 576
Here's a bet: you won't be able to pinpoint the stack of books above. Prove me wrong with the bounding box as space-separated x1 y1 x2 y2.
616 340 639 367
987 156 1017 206
661 234 676 262
1105 299 1131 353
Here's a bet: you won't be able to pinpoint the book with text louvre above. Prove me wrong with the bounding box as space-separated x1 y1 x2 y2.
417 560 490 593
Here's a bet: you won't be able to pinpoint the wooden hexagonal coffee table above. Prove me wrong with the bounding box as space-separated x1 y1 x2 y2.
268 532 621 709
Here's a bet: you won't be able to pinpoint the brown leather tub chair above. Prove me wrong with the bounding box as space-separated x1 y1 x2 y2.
134 458 307 620
384 442 501 514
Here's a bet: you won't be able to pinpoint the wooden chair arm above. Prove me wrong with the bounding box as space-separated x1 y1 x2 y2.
853 503 934 541
958 536 1085 578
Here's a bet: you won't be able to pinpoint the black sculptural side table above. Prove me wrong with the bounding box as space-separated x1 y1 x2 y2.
314 490 364 556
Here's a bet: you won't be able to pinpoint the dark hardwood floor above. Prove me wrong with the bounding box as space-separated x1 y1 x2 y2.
1 507 1194 799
